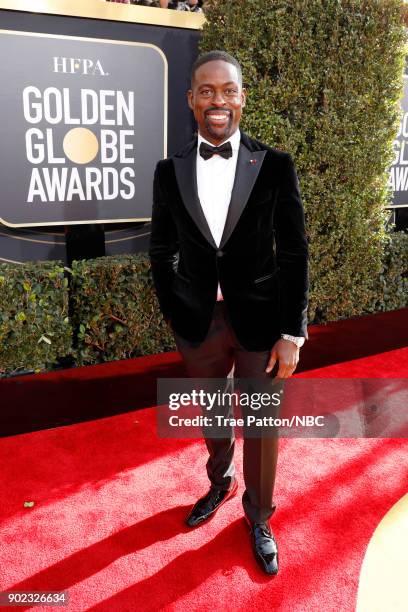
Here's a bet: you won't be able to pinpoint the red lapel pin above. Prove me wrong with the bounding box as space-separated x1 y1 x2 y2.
249 159 257 165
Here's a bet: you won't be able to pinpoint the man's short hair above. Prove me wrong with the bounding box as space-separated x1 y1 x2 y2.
191 50 243 86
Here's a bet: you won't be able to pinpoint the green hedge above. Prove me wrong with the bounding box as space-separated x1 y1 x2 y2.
0 261 72 374
70 254 175 366
370 229 408 312
200 0 407 324
0 240 405 374
0 243 408 374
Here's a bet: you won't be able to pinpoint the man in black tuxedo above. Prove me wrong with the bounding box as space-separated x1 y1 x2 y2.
149 51 308 575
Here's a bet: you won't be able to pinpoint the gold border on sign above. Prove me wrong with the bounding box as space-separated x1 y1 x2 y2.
106 231 151 243
0 255 24 264
0 29 167 228
0 0 205 30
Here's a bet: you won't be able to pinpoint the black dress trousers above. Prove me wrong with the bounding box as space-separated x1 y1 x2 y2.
173 301 280 523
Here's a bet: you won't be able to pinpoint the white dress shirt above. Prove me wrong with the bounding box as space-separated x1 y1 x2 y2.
195 129 305 347
196 129 240 300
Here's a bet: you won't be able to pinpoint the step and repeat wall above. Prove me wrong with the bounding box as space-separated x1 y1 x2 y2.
388 55 408 230
0 0 203 263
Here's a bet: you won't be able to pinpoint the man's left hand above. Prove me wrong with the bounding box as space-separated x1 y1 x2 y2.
265 339 300 379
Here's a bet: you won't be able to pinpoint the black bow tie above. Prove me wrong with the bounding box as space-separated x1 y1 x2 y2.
199 141 233 160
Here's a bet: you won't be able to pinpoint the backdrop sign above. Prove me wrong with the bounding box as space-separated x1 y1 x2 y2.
0 29 166 227
389 60 408 207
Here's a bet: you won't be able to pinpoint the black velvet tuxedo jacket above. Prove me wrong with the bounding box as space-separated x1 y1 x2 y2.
149 130 309 351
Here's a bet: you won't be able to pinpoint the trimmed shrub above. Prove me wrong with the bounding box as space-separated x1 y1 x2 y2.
370 229 408 312
0 261 72 374
200 0 407 323
70 253 175 365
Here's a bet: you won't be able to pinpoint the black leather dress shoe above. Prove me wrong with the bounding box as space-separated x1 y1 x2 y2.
245 517 279 575
185 481 238 527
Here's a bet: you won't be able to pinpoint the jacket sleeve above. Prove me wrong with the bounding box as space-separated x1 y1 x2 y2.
274 153 309 338
148 161 179 320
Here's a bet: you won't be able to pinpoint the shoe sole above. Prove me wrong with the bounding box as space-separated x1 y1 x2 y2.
185 481 238 528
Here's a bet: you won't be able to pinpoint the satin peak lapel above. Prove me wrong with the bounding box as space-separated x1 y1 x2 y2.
173 148 217 249
219 144 266 248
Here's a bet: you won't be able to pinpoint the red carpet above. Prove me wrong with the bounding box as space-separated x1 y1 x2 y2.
0 311 408 612
296 346 408 378
0 343 407 611
0 413 406 611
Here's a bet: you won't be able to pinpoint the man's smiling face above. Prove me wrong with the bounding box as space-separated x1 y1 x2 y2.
187 59 246 145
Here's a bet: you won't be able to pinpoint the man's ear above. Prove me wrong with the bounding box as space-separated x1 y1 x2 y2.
187 89 194 110
241 87 247 108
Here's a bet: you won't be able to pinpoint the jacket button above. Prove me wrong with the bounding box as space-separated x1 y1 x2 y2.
216 250 224 258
